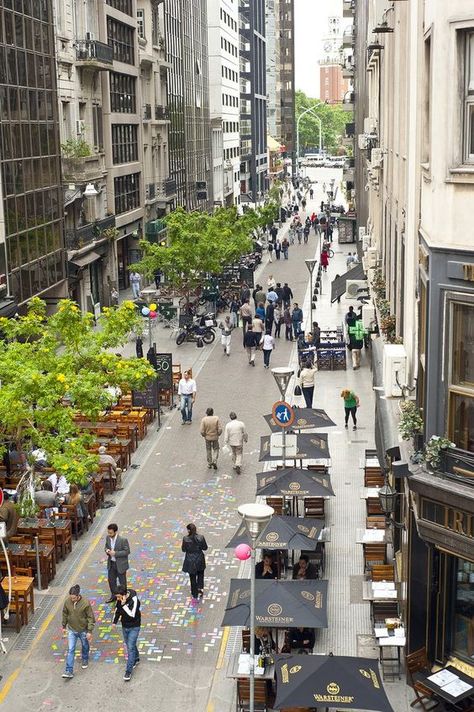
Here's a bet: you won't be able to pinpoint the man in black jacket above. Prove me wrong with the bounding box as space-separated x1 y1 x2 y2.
243 325 260 366
282 282 293 308
113 586 141 681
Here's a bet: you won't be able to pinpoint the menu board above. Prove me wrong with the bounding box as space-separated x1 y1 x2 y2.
132 378 159 409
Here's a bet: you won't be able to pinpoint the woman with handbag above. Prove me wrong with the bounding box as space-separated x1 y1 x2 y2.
181 523 208 601
299 360 317 408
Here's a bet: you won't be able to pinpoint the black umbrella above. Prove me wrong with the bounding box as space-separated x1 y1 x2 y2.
222 579 328 628
263 409 337 432
274 654 393 712
225 516 325 550
256 467 334 498
259 433 330 461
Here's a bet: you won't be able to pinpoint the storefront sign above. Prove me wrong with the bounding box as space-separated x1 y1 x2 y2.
420 498 474 539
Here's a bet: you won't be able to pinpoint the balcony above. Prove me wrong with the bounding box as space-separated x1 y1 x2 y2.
342 91 355 111
62 154 105 184
145 219 167 243
143 104 152 121
65 215 116 251
342 27 355 48
343 0 355 18
154 105 170 121
156 178 177 204
342 62 355 79
75 40 113 70
145 183 156 203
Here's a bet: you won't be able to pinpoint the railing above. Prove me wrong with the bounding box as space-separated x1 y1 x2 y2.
145 183 156 201
143 104 152 120
65 215 116 251
345 122 355 137
145 219 167 241
76 40 113 65
155 105 169 120
156 178 177 199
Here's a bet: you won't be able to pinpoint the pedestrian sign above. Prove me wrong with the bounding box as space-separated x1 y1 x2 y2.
272 400 295 428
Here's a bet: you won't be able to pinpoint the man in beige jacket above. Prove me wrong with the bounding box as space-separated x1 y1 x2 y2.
200 408 222 469
224 412 248 474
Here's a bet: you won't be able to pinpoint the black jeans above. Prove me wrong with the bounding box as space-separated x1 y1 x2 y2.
263 349 272 367
285 324 293 340
108 561 127 595
345 406 357 425
242 317 251 344
274 321 281 337
189 570 204 598
302 386 314 409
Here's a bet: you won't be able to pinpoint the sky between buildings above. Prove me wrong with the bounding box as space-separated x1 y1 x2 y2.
295 0 342 98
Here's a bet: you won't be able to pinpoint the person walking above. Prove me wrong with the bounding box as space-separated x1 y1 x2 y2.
267 274 276 291
261 331 275 369
273 304 282 338
268 240 274 263
229 294 240 328
312 321 321 348
113 586 141 681
219 315 233 356
320 248 329 272
341 389 360 430
129 271 141 299
178 369 197 424
62 584 95 679
265 301 275 335
240 282 251 305
105 523 131 603
244 324 260 365
253 284 266 310
200 407 222 469
240 300 253 344
283 306 293 340
224 412 248 474
270 224 278 242
282 237 289 259
303 224 310 244
299 360 317 408
181 523 208 601
291 303 303 339
309 187 314 200
282 282 293 308
275 239 281 260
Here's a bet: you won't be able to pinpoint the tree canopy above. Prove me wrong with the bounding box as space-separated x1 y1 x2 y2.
0 298 154 485
295 90 351 154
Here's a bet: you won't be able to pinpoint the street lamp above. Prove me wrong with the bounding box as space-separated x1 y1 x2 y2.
378 474 405 529
305 258 317 332
238 502 274 712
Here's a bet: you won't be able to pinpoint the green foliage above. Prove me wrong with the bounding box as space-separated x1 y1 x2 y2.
424 436 455 469
61 138 92 159
16 490 38 519
0 299 155 485
131 205 266 292
295 90 351 154
398 401 424 441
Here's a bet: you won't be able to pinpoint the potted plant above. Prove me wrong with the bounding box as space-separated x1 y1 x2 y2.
424 435 455 470
399 401 424 442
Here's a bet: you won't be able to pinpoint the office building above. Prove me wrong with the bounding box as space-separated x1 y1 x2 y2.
0 0 67 310
239 0 267 202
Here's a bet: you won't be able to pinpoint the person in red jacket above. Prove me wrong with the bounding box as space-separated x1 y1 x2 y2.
320 249 329 272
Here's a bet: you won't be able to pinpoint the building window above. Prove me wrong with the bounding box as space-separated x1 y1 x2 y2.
454 558 474 660
462 31 474 163
106 0 133 16
137 9 145 40
449 301 474 452
422 35 431 164
111 124 138 164
114 172 140 214
92 105 103 151
110 72 136 113
107 17 135 65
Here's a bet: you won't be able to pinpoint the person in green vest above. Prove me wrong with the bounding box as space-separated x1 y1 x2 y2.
341 389 360 430
348 320 366 370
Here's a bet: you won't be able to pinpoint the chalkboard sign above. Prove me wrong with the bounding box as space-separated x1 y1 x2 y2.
154 353 173 390
132 378 159 409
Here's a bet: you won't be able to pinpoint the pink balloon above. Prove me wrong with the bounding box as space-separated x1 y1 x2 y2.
149 310 157 319
235 543 252 561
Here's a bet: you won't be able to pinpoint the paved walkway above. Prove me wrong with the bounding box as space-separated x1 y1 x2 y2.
0 177 411 712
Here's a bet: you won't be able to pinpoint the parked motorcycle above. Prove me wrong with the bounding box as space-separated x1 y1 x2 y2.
176 313 216 346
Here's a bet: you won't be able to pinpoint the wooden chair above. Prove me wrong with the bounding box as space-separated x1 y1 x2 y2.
371 564 395 582
266 497 284 515
99 463 116 494
367 497 384 517
52 514 73 556
83 492 96 522
304 497 325 518
372 600 399 624
61 504 85 540
406 648 439 711
366 516 387 530
364 468 384 487
12 566 33 577
236 678 274 712
363 543 387 570
307 464 329 475
93 477 105 508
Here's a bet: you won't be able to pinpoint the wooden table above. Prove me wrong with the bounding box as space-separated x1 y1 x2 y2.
7 542 56 587
422 665 474 705
356 528 389 544
17 517 72 561
1 576 34 631
374 625 406 679
227 653 276 681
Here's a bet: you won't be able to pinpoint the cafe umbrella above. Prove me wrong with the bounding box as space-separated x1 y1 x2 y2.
221 579 328 629
225 516 325 551
259 433 330 462
256 467 334 498
263 409 337 432
274 653 393 712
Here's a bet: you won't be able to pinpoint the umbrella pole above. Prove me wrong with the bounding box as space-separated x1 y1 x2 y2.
250 544 256 712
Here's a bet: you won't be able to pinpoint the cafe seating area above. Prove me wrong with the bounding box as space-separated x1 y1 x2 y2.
298 326 347 372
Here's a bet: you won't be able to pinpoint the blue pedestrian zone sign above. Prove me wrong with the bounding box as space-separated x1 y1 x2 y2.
272 401 295 428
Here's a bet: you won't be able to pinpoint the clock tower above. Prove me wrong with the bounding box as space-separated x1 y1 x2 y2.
319 16 349 104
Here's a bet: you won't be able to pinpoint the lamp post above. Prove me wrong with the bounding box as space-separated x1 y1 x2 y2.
238 503 274 712
305 258 317 332
271 366 294 466
296 105 323 177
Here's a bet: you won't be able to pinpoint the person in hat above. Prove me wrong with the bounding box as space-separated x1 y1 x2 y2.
61 584 95 679
98 445 123 490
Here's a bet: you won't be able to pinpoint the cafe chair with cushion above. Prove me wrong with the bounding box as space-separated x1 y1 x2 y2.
372 600 399 624
364 469 385 487
236 678 274 712
303 497 325 518
12 566 33 577
265 497 285 516
367 497 384 517
371 564 395 582
366 516 387 530
363 543 387 571
406 648 440 711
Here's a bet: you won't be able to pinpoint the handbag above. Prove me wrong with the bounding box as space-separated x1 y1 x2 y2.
294 383 302 396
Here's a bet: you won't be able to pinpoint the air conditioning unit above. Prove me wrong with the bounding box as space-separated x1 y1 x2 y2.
366 246 378 267
358 134 368 150
362 235 371 251
383 344 407 397
346 279 368 299
85 31 95 41
76 120 85 135
362 303 376 330
364 117 377 134
371 148 384 168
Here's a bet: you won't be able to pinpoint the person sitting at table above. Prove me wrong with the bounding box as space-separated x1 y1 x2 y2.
292 554 318 580
34 481 58 511
98 446 123 490
65 484 88 522
254 627 276 656
31 446 48 469
0 492 19 539
255 553 278 579
47 472 70 496
289 627 315 653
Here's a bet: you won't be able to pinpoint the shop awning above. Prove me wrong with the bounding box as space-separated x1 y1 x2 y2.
331 262 366 303
69 251 101 268
372 337 401 469
225 516 325 550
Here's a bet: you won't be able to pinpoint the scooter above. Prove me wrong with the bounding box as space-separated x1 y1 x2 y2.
176 313 216 346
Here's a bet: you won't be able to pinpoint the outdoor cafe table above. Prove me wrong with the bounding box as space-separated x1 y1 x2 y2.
421 665 474 705
374 625 406 680
96 437 132 467
1 575 35 630
227 653 276 681
356 528 389 544
360 487 382 499
363 581 401 602
17 517 72 561
7 542 56 586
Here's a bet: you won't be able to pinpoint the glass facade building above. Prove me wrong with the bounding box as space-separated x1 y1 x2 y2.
0 0 65 305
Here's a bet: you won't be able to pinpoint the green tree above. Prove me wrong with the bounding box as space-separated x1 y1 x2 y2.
131 205 271 295
295 90 351 154
0 298 155 486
